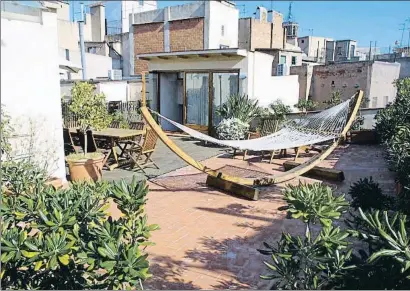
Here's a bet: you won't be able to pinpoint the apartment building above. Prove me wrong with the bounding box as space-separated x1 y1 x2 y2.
130 1 239 74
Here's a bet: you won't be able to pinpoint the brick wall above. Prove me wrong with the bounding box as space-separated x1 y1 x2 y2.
310 62 370 109
250 20 272 51
134 22 164 74
169 18 204 52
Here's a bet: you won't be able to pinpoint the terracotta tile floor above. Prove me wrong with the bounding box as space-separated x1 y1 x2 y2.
135 144 395 290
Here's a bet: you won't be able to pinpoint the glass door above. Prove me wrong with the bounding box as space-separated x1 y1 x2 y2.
212 72 239 126
184 73 209 132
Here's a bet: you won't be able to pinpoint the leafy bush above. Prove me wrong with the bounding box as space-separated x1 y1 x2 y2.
349 177 395 211
295 99 318 113
375 78 410 194
323 90 343 109
1 160 47 195
1 104 14 158
111 110 130 129
283 183 349 227
261 100 292 121
258 228 353 290
216 118 249 140
259 182 410 290
1 176 159 290
216 94 260 124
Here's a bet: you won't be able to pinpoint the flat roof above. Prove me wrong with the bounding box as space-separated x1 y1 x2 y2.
137 48 248 61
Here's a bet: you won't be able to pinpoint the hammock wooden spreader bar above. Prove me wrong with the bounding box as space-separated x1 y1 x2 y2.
140 73 363 187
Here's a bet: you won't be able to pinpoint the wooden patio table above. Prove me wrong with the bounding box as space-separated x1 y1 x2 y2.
69 128 145 171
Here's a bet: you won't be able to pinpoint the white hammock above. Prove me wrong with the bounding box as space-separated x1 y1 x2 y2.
149 97 352 152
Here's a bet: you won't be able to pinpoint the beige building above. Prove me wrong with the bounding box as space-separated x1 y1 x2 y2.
290 61 401 109
238 6 284 51
298 36 333 63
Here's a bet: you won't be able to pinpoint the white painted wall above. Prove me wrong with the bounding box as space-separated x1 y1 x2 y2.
252 52 299 110
1 10 66 181
57 13 92 51
67 51 113 80
368 61 401 107
208 1 239 49
96 82 128 102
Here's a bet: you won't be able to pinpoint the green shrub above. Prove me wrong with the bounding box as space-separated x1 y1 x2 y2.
111 110 130 129
283 182 349 227
375 78 410 194
216 93 260 124
349 177 395 211
260 183 410 290
1 176 159 290
1 160 48 195
262 100 292 121
323 90 343 109
294 99 318 113
1 104 14 158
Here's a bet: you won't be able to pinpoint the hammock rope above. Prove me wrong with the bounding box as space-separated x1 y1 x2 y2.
148 96 352 152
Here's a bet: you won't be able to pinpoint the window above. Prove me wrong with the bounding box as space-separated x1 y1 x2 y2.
280 55 286 64
277 64 284 76
221 25 225 37
87 47 96 54
372 97 378 108
65 49 70 61
291 56 297 65
336 46 342 56
301 39 305 44
350 44 356 59
138 0 144 5
384 96 389 106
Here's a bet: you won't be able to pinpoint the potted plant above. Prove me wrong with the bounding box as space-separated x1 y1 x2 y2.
66 82 111 182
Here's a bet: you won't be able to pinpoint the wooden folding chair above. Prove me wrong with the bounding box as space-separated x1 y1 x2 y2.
110 121 120 128
76 129 110 168
125 128 159 173
128 121 145 144
63 128 82 155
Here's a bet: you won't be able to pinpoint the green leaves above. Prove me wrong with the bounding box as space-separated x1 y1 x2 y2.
295 99 318 112
349 176 394 211
1 173 157 290
216 93 261 124
283 182 349 226
68 82 112 132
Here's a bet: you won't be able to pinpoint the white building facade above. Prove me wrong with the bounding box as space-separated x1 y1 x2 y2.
1 3 66 182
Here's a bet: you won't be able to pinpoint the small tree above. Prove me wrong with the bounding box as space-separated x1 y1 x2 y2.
68 82 111 156
266 100 292 122
295 99 318 114
323 90 343 109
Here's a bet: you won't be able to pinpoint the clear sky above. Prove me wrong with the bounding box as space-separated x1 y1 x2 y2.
27 0 410 50
153 0 410 50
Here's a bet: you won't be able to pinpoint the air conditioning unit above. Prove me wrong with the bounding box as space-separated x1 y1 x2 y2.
108 69 122 80
277 64 289 76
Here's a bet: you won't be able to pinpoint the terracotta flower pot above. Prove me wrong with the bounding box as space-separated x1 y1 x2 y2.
66 154 104 182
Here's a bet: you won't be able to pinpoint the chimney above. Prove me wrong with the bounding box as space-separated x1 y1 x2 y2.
90 2 105 41
255 6 268 23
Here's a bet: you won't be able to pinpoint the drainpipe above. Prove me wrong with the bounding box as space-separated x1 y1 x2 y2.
78 3 87 80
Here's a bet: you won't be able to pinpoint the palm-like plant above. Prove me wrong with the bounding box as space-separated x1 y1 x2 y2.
216 93 260 124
